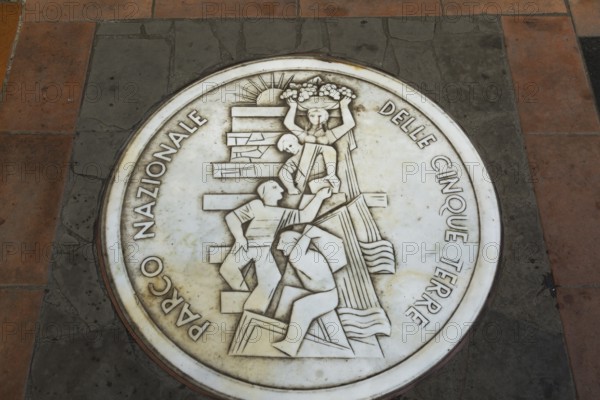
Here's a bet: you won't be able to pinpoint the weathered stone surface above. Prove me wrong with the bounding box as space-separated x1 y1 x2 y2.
28 324 212 400
171 21 222 91
60 177 104 243
388 18 435 41
244 20 298 54
326 18 387 65
209 19 243 62
71 131 132 180
78 36 171 132
297 19 327 52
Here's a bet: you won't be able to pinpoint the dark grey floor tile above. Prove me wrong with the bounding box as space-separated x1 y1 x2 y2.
244 20 298 55
171 21 222 92
326 19 387 66
78 35 171 132
581 37 600 112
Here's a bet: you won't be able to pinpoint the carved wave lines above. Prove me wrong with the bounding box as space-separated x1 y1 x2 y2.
337 307 392 338
359 240 396 274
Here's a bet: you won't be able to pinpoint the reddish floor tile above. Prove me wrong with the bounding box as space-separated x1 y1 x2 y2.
299 0 441 17
0 22 94 133
0 3 20 86
440 0 566 15
503 17 600 134
557 287 600 400
0 289 44 400
525 135 600 286
155 0 297 19
569 0 600 37
0 134 73 286
22 0 151 22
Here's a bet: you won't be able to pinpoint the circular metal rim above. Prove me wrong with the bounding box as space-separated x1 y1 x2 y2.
99 56 502 400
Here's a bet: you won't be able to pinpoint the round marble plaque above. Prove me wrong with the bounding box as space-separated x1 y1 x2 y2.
99 57 501 399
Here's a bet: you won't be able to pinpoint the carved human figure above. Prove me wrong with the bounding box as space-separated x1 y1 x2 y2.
272 226 346 357
283 96 356 145
277 134 340 195
219 181 332 314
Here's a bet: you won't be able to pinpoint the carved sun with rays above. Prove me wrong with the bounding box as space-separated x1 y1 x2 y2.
238 72 294 106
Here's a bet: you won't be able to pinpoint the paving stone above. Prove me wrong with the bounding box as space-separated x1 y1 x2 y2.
503 16 600 134
299 0 442 17
0 289 43 400
0 22 95 133
381 41 400 76
580 37 600 110
568 0 600 37
155 0 296 19
0 3 19 86
71 131 131 180
171 20 223 92
209 19 243 62
388 18 435 41
78 35 171 132
96 21 173 36
60 175 104 243
389 39 443 88
436 16 485 34
37 224 117 330
462 310 574 400
27 323 212 400
404 346 470 399
440 0 566 14
524 135 600 287
0 134 73 285
23 0 152 22
244 20 298 55
326 19 387 66
389 17 513 123
433 17 514 119
556 287 600 400
297 19 327 52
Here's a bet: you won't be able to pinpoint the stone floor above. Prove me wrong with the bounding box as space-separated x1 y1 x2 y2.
1 1 599 399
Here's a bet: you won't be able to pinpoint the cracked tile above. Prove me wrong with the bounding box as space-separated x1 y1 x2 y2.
209 20 242 62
